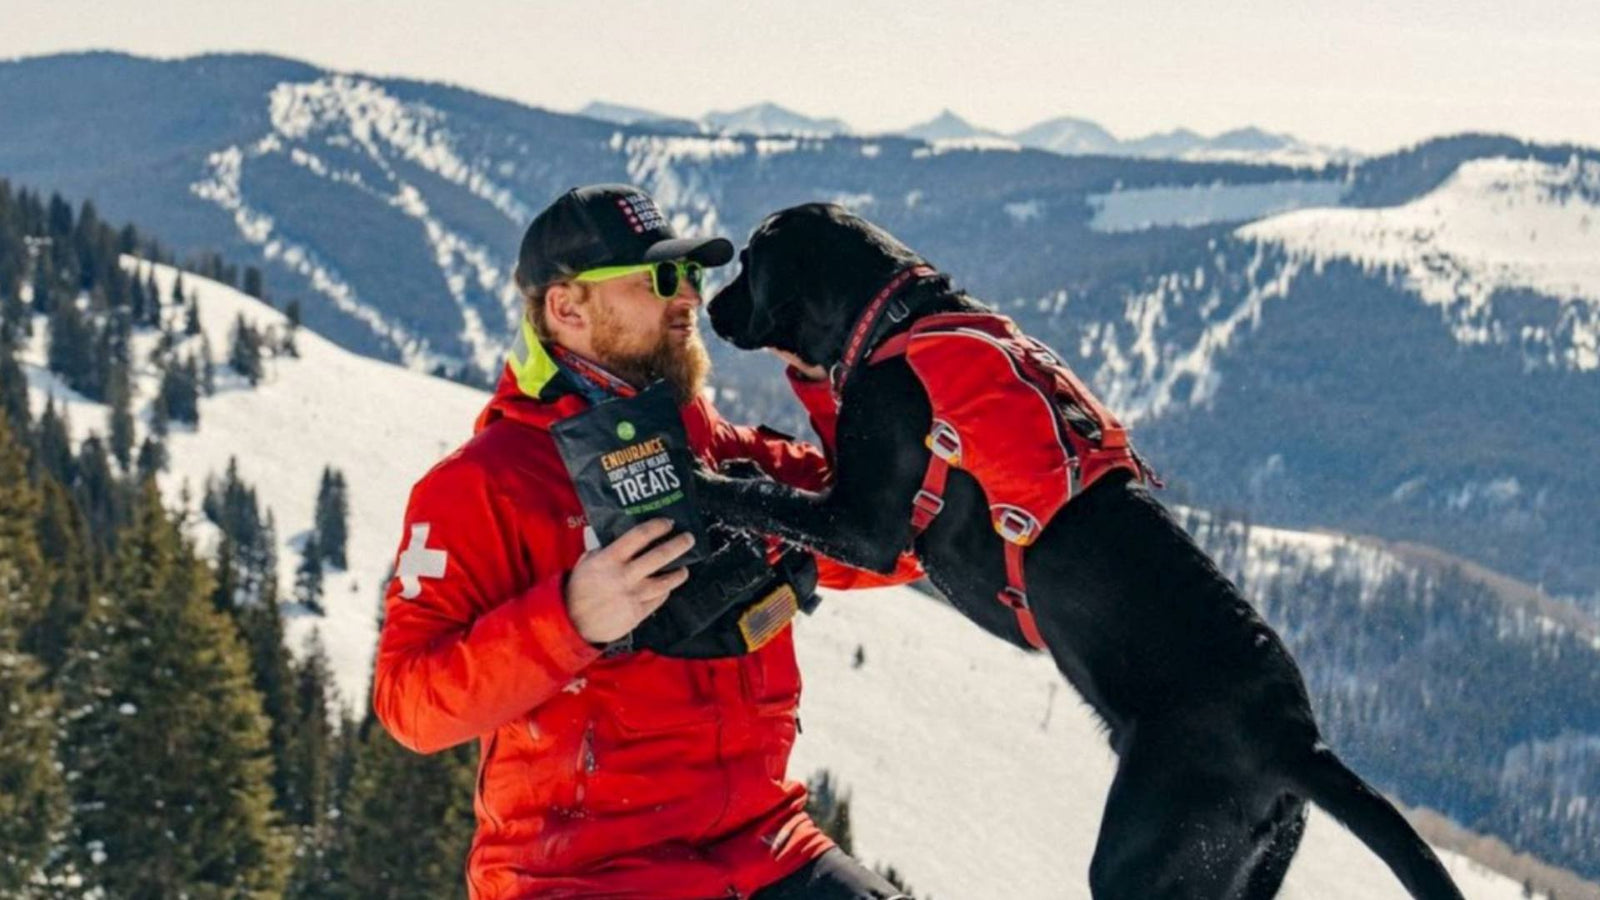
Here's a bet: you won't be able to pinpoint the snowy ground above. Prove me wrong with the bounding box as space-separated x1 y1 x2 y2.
790 586 1527 899
20 262 1535 898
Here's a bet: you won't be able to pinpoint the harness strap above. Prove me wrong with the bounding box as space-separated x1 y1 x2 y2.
829 265 938 401
910 420 960 534
1001 543 1046 650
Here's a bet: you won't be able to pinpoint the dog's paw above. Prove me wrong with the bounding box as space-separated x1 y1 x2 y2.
716 458 767 481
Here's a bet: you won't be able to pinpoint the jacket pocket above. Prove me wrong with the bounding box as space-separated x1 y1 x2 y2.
745 631 802 714
474 731 503 829
591 653 719 737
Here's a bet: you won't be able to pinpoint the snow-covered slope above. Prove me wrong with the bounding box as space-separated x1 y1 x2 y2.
23 258 488 700
17 262 1536 899
791 586 1527 899
1239 156 1600 370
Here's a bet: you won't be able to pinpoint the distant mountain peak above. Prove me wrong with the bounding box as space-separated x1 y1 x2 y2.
702 102 849 137
578 101 670 125
900 109 1006 143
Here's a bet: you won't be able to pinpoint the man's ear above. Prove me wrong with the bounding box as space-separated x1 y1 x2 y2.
545 282 589 335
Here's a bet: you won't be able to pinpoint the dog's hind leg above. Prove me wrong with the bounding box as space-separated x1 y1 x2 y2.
1089 741 1266 900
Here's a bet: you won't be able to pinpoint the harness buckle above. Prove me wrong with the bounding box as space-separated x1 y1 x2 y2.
998 586 1030 611
993 507 1040 545
912 490 945 518
926 420 962 465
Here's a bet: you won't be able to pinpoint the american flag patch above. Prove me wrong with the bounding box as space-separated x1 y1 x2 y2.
739 583 800 650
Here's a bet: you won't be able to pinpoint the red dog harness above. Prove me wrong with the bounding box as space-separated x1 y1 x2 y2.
835 268 1151 650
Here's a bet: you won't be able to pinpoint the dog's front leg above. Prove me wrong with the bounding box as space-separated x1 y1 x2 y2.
695 469 904 574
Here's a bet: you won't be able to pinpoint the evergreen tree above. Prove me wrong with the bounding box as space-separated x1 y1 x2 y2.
204 460 278 614
200 331 217 395
314 466 349 570
108 352 135 469
0 335 29 437
72 434 120 558
145 269 162 328
134 434 167 479
156 352 200 426
0 280 28 347
283 299 302 358
46 295 95 395
243 266 264 300
129 269 148 323
32 397 75 487
30 262 55 315
184 294 202 337
296 532 325 613
32 473 94 676
804 769 855 855
0 416 68 892
289 707 360 900
334 727 477 899
170 272 185 310
287 631 335 827
229 314 264 386
60 481 289 897
232 579 302 835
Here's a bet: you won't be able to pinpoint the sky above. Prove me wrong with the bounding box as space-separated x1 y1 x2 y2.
4 0 1599 154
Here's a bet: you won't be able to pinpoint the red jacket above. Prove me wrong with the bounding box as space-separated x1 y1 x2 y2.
373 349 918 899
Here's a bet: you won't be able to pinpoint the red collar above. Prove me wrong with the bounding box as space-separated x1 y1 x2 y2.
549 344 639 398
828 265 937 400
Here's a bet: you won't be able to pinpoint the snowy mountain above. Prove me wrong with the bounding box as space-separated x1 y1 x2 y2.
4 52 1600 668
576 101 701 133
895 109 1353 165
1010 115 1121 155
1238 156 1600 368
897 109 1021 151
14 259 1553 899
1012 121 1356 167
703 102 851 137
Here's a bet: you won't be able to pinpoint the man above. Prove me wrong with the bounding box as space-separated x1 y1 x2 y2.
373 184 918 899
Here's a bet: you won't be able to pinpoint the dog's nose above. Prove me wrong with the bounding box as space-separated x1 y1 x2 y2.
707 281 751 344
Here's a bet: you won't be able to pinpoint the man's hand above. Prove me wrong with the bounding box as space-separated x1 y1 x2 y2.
566 518 695 644
770 349 827 382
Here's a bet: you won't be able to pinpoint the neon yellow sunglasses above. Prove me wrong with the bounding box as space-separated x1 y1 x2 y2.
573 260 704 299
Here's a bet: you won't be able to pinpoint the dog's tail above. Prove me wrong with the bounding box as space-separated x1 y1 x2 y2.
1285 746 1464 900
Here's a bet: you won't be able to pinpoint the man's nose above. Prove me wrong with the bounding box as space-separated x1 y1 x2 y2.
670 283 702 309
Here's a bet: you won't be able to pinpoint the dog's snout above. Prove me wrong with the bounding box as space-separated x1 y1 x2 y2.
708 274 763 348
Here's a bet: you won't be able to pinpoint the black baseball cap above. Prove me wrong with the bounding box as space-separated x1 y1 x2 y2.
514 184 735 290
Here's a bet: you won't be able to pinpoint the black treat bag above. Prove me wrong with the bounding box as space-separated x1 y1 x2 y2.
552 380 708 567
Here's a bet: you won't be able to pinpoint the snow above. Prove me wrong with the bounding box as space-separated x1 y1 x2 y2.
1004 200 1044 224
14 259 490 703
17 264 1538 899
1091 245 1304 425
1239 157 1600 370
912 135 1023 157
1088 179 1349 233
189 74 541 371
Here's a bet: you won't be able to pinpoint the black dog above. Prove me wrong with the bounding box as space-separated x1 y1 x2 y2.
697 203 1465 900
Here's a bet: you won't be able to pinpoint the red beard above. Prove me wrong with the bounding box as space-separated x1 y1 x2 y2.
590 304 711 405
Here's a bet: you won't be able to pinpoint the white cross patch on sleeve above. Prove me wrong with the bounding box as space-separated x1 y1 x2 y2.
396 523 449 599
